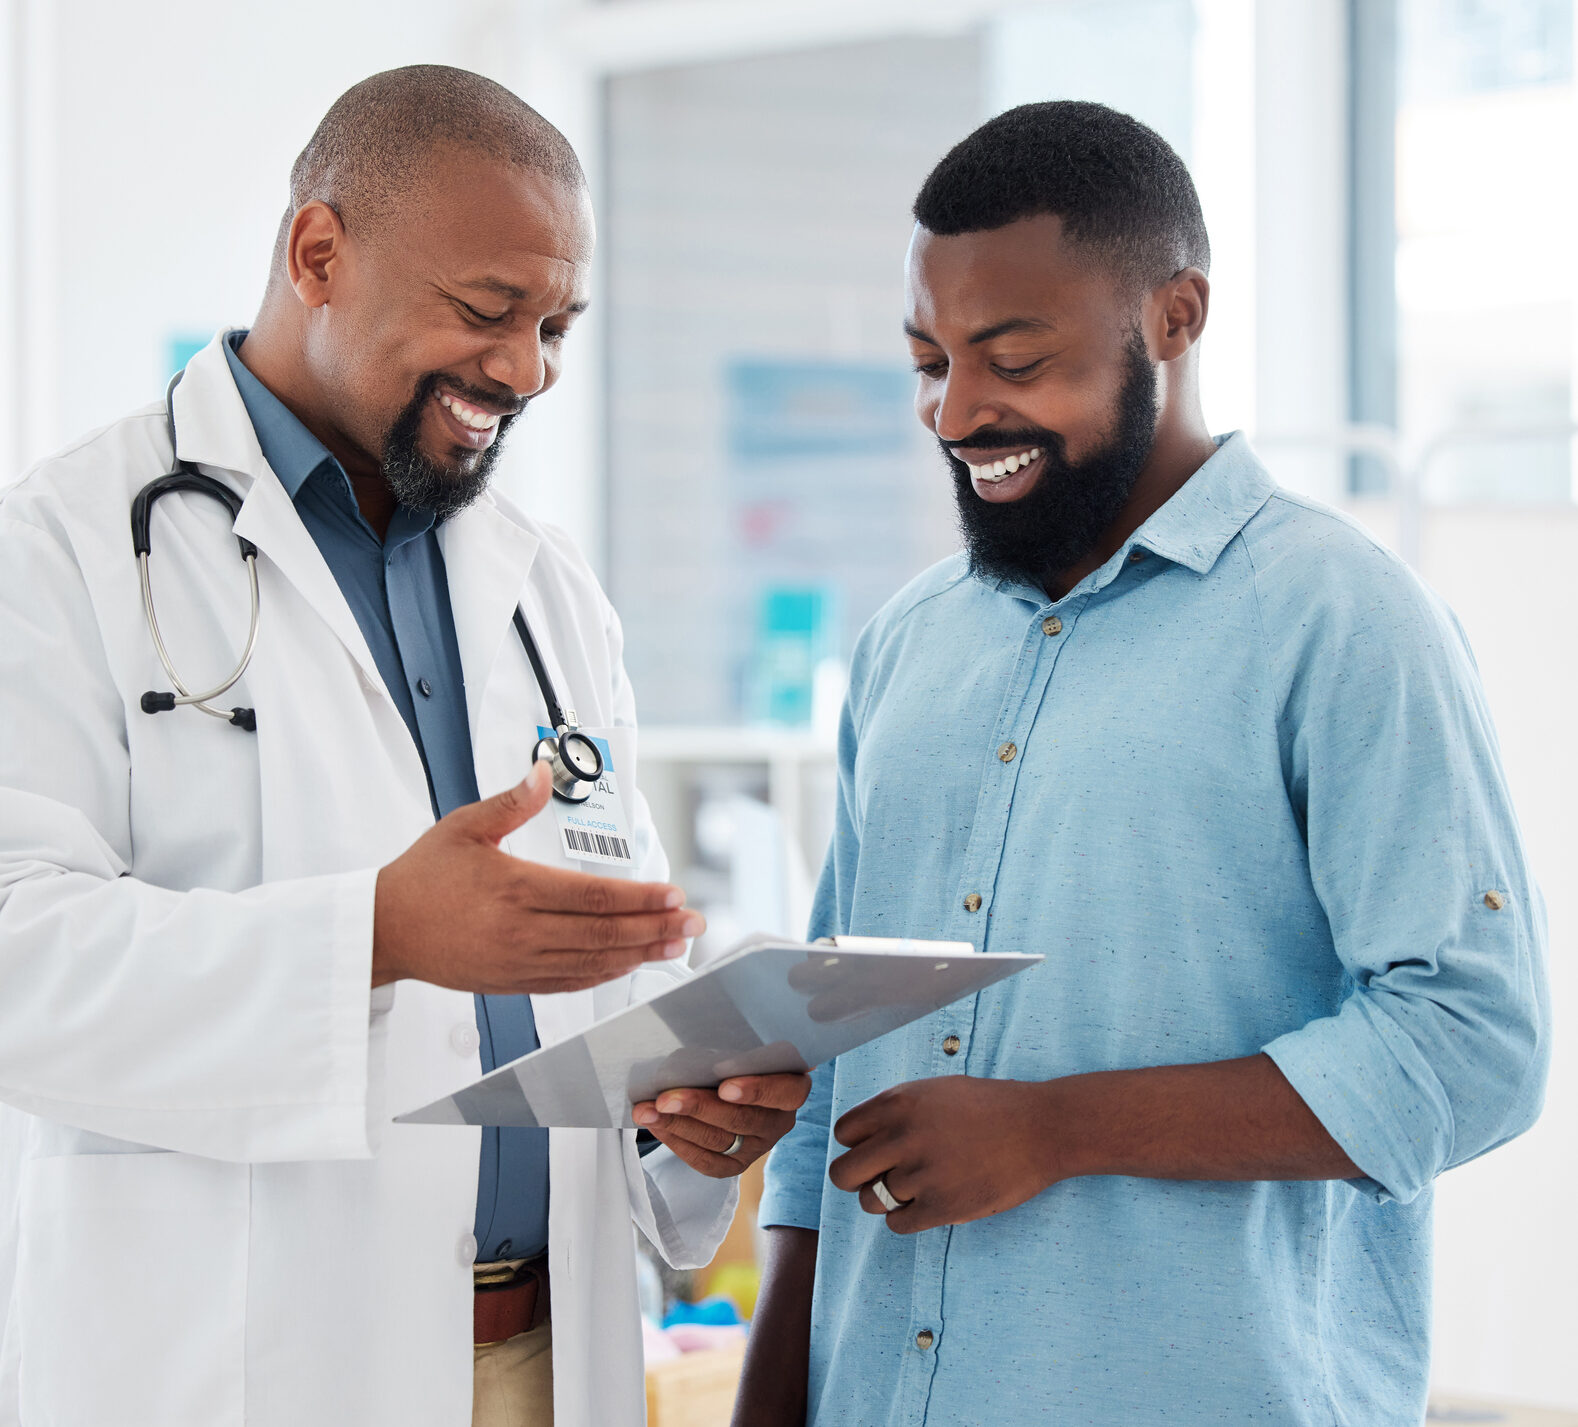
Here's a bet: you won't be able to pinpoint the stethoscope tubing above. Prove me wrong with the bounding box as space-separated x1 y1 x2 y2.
139 370 600 801
137 547 260 719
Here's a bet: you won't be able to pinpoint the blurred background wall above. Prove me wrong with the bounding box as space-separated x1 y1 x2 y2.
2 0 1574 1410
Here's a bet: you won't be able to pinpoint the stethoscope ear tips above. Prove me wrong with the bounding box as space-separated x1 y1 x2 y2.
140 690 254 730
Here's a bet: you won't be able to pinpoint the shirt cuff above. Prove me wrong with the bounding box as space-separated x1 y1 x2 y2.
757 1134 827 1231
1262 995 1455 1205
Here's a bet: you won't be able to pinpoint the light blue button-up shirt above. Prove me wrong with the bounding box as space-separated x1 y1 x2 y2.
221 334 548 1263
759 433 1548 1427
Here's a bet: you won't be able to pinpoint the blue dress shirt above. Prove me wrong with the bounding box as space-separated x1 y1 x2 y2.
760 434 1549 1426
223 333 548 1263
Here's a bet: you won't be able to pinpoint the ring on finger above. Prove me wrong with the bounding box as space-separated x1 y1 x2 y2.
870 1176 908 1213
724 1133 746 1157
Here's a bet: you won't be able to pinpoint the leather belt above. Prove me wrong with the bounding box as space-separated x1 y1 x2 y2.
474 1255 551 1347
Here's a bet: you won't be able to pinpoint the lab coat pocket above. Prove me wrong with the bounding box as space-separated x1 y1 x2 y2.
17 1153 248 1426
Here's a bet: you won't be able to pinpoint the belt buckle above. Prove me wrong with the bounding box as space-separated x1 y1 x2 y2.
473 1260 525 1289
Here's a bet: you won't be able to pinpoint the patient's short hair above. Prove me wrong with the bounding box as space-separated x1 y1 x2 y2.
914 101 1210 293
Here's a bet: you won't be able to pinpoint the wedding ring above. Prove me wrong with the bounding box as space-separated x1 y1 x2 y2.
870 1176 904 1213
724 1133 746 1157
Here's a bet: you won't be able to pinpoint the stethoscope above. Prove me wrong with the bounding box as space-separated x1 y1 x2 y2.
132 373 605 805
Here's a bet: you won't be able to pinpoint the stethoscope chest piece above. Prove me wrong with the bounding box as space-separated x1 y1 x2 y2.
534 722 604 804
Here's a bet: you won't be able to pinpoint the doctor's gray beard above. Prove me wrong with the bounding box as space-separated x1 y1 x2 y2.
945 330 1158 589
381 373 523 521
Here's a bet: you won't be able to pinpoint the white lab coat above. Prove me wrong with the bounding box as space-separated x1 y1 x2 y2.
0 334 736 1426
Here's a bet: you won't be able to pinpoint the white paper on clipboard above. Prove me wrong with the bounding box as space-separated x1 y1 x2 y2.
394 934 1042 1129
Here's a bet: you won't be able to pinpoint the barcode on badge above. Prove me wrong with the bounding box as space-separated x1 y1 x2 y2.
564 828 632 861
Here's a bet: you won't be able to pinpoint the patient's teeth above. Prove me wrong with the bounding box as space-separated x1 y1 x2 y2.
1005 455 1020 473
992 460 1007 477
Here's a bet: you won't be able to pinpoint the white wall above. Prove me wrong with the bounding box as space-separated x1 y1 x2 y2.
1252 0 1349 501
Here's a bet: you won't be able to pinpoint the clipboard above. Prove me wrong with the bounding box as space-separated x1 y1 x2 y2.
395 934 1042 1129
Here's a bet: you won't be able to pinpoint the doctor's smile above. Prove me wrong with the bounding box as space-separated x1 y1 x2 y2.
435 385 514 442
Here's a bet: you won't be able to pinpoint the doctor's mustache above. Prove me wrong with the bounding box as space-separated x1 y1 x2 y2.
414 370 528 420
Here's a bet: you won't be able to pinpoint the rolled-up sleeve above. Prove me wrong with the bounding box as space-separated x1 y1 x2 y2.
1259 550 1549 1204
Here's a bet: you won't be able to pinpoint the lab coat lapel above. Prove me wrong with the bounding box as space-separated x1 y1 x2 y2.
174 331 388 696
438 500 598 1048
230 475 388 693
436 496 540 747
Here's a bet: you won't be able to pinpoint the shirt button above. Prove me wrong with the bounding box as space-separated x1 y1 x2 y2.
450 1023 481 1056
417 677 433 698
997 741 1017 764
1129 549 1147 563
1483 890 1507 910
943 1035 961 1056
963 893 982 913
458 1233 478 1267
916 1329 935 1350
1042 616 1063 636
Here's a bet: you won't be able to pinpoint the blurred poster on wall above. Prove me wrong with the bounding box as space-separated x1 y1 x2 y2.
726 358 934 725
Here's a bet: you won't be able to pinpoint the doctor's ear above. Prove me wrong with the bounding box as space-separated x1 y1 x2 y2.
284 200 345 309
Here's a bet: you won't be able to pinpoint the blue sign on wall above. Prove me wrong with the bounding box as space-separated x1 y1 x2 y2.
726 359 914 460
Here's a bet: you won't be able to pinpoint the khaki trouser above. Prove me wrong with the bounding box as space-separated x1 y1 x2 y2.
473 1320 554 1427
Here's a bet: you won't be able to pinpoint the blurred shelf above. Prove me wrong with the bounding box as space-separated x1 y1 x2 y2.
1428 1397 1578 1425
645 1341 747 1427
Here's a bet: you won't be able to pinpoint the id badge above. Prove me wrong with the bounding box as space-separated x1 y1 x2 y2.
538 726 636 866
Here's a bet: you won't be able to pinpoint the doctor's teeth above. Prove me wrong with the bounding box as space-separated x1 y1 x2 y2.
438 393 500 430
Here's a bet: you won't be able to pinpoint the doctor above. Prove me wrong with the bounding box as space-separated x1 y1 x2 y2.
0 65 807 1427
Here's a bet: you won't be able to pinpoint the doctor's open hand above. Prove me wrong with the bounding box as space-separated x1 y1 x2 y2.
631 1073 813 1178
372 760 704 995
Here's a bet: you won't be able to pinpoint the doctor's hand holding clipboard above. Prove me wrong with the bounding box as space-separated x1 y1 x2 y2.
373 756 811 1171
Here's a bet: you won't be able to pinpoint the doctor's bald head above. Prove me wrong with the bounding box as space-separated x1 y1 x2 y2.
249 64 594 522
272 65 585 275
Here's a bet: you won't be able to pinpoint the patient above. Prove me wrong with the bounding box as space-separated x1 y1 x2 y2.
731 100 1548 1427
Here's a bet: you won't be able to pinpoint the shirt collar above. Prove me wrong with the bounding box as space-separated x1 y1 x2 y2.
994 431 1277 607
1121 431 1276 575
221 329 339 500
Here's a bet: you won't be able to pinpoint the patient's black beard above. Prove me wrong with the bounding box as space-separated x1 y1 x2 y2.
381 373 522 521
946 331 1158 590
